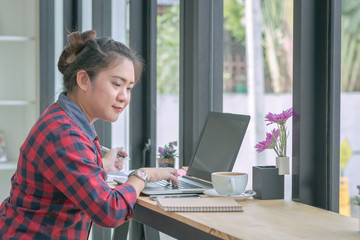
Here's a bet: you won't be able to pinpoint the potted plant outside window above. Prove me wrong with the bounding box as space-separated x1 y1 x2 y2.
157 141 178 168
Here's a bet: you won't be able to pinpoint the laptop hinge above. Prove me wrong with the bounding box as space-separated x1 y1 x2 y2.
182 175 212 186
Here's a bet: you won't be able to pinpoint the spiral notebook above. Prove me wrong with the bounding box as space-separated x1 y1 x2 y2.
157 197 243 212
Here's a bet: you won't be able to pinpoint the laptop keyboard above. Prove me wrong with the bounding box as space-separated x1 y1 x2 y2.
154 180 203 189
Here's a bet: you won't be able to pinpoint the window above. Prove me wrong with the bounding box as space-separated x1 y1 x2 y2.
111 0 131 171
223 0 293 198
156 1 180 168
340 0 360 218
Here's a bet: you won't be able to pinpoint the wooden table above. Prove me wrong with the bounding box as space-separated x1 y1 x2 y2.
131 196 359 240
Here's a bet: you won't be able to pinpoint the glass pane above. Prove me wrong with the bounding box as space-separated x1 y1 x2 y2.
223 0 293 198
111 0 131 171
340 0 360 218
156 1 180 168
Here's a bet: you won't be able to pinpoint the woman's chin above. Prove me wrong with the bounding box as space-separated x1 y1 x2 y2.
106 114 121 123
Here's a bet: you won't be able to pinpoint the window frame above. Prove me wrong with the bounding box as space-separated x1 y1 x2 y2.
292 0 341 211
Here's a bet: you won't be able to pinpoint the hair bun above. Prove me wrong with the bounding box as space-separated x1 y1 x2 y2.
67 30 97 55
57 30 97 74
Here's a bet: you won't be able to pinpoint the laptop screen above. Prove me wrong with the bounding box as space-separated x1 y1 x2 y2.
186 112 250 182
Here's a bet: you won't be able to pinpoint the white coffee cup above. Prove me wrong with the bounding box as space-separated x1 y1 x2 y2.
211 172 248 195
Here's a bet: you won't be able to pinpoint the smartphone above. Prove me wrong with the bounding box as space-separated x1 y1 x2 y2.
149 194 201 201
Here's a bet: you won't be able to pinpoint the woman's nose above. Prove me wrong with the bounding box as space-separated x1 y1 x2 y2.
116 88 129 101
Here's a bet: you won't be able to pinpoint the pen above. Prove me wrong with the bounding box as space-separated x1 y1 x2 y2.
100 146 131 161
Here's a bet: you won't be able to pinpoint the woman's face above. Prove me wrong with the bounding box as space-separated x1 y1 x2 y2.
83 58 135 124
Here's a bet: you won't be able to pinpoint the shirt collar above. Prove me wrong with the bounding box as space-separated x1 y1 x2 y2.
56 92 97 141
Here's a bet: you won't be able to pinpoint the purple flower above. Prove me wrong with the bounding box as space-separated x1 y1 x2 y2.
255 108 292 157
158 147 165 156
255 129 279 153
158 141 178 159
265 107 293 125
357 185 360 195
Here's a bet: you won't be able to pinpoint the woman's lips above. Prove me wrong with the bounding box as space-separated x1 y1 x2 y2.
113 106 123 112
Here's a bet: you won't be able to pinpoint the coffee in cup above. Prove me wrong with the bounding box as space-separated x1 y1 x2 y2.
211 172 248 195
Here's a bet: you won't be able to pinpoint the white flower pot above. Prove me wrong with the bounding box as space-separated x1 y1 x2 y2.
276 157 289 175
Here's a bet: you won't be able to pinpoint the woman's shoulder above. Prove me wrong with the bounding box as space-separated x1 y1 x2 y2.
33 103 83 136
41 103 69 121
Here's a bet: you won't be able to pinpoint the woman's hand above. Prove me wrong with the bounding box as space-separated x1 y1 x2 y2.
143 167 179 186
125 168 179 196
102 147 128 173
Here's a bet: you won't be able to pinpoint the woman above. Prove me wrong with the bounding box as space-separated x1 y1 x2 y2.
0 30 178 240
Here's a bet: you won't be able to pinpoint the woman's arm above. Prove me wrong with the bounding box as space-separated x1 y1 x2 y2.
125 168 179 196
33 131 137 228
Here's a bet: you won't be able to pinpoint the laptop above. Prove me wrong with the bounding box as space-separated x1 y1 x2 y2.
112 112 250 195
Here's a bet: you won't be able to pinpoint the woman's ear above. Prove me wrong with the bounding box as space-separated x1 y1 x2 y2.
76 70 91 91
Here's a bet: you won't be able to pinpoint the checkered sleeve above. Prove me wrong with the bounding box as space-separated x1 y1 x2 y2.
31 127 137 228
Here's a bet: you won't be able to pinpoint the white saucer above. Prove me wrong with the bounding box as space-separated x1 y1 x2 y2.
203 189 256 201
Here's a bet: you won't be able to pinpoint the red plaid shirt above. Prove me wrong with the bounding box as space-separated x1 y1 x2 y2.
0 93 137 240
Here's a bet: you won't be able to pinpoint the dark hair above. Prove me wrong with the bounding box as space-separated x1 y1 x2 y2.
57 30 143 93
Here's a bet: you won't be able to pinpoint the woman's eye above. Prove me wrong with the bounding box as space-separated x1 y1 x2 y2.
113 83 121 87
